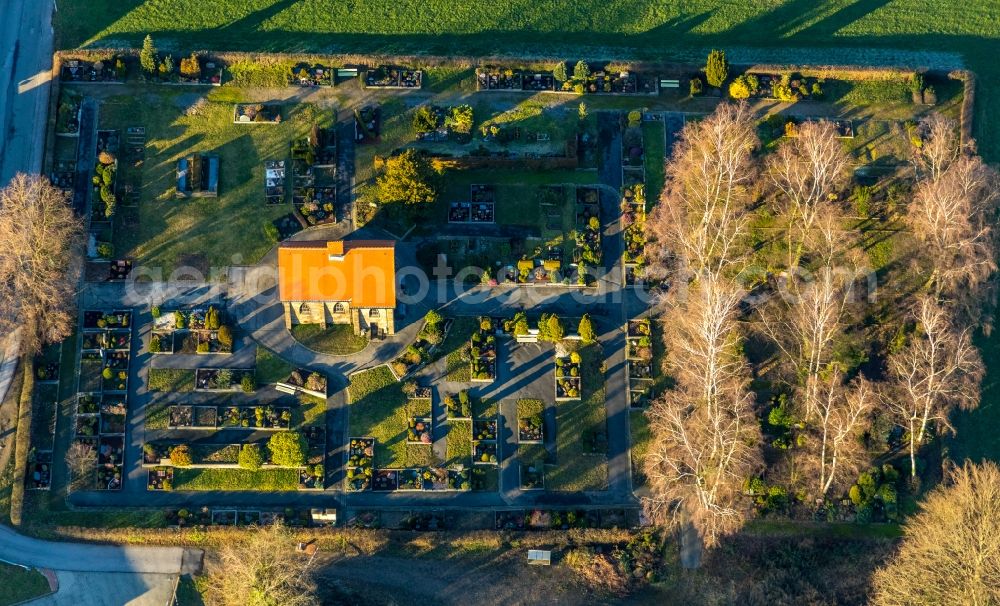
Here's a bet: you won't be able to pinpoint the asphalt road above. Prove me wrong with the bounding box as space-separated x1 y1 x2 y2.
0 0 54 185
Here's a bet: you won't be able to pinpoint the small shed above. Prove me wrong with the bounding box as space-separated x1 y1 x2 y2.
527 549 551 566
310 508 337 526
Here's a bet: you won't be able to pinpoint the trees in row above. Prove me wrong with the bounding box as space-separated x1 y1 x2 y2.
641 102 998 548
0 174 83 525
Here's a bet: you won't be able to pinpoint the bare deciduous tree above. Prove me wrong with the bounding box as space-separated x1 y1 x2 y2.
804 372 876 498
646 102 758 280
644 275 763 547
65 441 96 493
759 263 857 421
205 522 318 606
914 113 963 183
767 120 852 270
0 174 83 526
886 297 983 477
871 461 1000 606
908 152 998 313
0 173 84 356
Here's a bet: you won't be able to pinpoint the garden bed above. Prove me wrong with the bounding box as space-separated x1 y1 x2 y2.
276 368 328 399
555 353 582 401
469 317 498 382
195 368 254 392
147 467 174 491
517 399 545 443
364 66 421 89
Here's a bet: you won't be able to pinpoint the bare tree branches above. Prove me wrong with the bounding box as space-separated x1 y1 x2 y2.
768 120 852 270
871 461 1000 606
0 174 84 356
65 441 96 493
205 522 318 606
914 113 963 183
807 373 876 498
886 297 983 477
644 275 762 547
646 102 758 280
908 152 998 314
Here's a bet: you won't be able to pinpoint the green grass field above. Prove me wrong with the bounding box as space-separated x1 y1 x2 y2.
173 468 300 491
347 366 434 468
290 324 369 355
94 89 334 275
0 563 51 605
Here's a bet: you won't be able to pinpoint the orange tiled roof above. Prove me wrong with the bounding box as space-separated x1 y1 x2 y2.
278 240 396 308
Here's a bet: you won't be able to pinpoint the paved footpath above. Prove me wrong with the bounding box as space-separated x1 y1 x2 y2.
0 524 199 574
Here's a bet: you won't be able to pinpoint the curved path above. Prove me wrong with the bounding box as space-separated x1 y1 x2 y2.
0 524 198 574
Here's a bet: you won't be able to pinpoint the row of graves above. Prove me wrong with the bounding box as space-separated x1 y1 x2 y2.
144 367 329 491
148 306 234 355
476 65 658 95
621 113 649 286
175 153 220 198
363 65 422 89
625 318 656 408
61 54 222 85
348 387 499 493
164 506 336 528
75 310 134 490
27 343 64 490
448 184 495 224
290 127 339 225
87 129 135 280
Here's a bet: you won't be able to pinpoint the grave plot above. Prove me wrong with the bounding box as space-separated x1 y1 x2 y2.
233 103 283 124
264 160 286 204
749 73 823 101
147 467 174 491
364 66 422 89
55 89 82 136
60 57 126 83
301 424 327 490
293 63 334 87
372 469 398 491
195 368 255 392
29 451 53 490
175 53 224 85
76 309 134 490
412 104 474 145
346 437 374 492
92 130 119 224
291 135 337 226
390 316 449 378
593 70 638 94
520 458 546 490
622 114 645 169
469 317 498 383
276 368 328 399
476 68 523 91
175 153 220 198
218 405 291 429
150 306 235 354
626 319 656 408
522 72 555 91
555 352 583 401
574 187 602 266
354 105 381 144
517 399 545 444
621 184 647 285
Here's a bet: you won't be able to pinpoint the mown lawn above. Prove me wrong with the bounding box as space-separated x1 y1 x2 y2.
546 343 608 491
347 366 434 468
291 324 369 355
642 120 666 204
0 563 51 605
445 419 472 466
93 90 335 275
630 410 651 487
173 468 299 491
254 345 297 384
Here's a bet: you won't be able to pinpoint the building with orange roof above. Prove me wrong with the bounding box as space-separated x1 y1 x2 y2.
278 240 397 337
